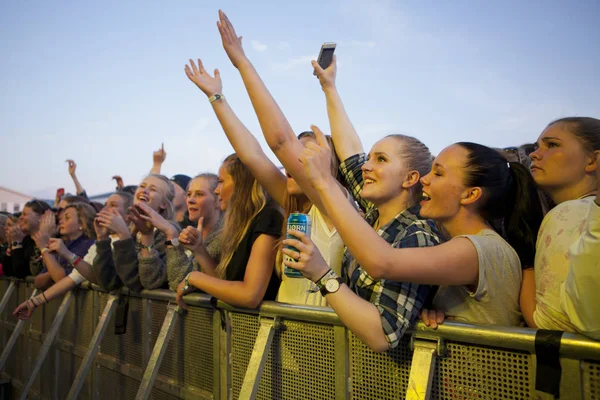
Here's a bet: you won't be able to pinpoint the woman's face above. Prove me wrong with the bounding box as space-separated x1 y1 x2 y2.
187 177 220 222
18 206 42 235
215 164 235 212
419 144 470 223
530 123 593 193
134 176 168 213
360 137 409 205
104 194 128 218
59 208 81 237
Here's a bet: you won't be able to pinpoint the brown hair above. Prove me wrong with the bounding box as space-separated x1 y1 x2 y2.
549 117 600 154
216 154 275 278
24 199 51 216
65 203 97 240
386 134 434 206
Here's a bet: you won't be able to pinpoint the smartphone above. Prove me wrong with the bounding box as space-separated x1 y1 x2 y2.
56 188 65 199
313 42 336 75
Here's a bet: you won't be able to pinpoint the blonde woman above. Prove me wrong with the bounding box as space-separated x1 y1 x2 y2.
176 154 282 309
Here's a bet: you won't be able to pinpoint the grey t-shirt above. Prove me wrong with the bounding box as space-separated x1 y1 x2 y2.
432 229 523 326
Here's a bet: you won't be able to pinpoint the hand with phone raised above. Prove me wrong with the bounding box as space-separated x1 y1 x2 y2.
217 10 249 69
184 58 222 98
312 54 337 91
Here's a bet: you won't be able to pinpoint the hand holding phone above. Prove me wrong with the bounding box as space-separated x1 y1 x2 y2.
313 43 336 76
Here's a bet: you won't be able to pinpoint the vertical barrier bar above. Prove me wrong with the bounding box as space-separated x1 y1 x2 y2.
238 316 279 400
334 325 350 400
406 335 445 400
0 288 39 372
0 281 16 317
219 310 232 400
65 293 119 400
134 303 179 400
19 291 74 400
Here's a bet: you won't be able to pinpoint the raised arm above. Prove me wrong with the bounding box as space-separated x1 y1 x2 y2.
184 58 287 207
216 11 331 212
312 56 364 161
67 160 88 199
150 144 166 175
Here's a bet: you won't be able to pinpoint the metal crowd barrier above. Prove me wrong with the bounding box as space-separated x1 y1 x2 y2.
0 276 599 400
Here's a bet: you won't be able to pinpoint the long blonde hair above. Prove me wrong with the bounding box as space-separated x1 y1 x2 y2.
215 154 272 278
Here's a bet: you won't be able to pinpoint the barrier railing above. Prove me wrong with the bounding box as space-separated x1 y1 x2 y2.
1 276 599 400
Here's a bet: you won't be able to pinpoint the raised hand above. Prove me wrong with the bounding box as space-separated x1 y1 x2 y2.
153 143 167 166
299 125 335 190
133 203 178 238
112 175 124 190
39 210 57 237
66 159 77 177
94 216 109 240
217 10 248 69
312 54 337 90
127 207 154 235
179 217 205 253
48 238 69 259
96 208 130 239
32 231 50 250
185 58 222 98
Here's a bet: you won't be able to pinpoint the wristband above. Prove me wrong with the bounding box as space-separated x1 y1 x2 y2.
72 256 83 267
183 272 193 291
40 247 50 255
208 93 224 104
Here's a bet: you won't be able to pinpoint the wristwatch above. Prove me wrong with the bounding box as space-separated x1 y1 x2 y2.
141 243 155 252
183 272 193 291
316 269 343 297
209 93 224 104
165 238 180 247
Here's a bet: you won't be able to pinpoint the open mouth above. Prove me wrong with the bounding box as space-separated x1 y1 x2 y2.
364 178 376 185
420 192 431 202
137 194 149 203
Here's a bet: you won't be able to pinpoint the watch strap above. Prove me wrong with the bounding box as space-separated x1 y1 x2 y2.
319 277 343 297
209 93 224 104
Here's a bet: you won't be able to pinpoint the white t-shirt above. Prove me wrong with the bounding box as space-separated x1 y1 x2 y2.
277 205 345 307
433 229 523 326
67 235 119 285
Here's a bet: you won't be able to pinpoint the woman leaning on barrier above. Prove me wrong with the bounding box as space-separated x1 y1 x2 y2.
175 154 283 309
13 193 134 319
184 11 352 307
521 117 600 340
284 128 545 351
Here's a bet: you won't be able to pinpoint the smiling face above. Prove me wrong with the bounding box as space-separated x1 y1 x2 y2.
18 206 42 235
360 137 409 205
419 145 471 223
215 164 235 212
134 176 168 213
59 207 81 238
530 123 594 193
187 177 220 222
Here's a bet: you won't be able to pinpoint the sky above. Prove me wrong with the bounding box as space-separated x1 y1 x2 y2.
1 0 599 199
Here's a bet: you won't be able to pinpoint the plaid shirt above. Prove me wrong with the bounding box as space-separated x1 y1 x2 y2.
340 153 443 348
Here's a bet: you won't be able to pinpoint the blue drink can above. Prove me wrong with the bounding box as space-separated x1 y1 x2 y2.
284 212 312 278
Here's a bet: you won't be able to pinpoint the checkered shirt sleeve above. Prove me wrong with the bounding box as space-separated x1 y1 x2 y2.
339 153 374 213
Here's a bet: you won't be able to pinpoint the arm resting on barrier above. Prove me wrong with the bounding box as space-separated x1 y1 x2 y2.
179 234 277 309
112 238 143 292
561 200 600 340
40 251 67 285
137 230 168 290
13 274 79 319
92 239 123 291
166 246 193 291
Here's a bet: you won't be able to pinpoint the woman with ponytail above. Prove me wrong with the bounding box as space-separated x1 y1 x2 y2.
287 132 544 343
522 117 600 339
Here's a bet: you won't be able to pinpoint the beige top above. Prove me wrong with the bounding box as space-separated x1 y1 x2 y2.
433 229 523 326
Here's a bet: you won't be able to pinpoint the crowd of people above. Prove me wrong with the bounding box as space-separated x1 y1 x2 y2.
1 10 598 352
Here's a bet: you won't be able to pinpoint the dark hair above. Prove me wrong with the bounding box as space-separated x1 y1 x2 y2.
458 142 544 267
24 199 51 215
520 143 536 156
386 134 434 205
61 195 90 205
90 202 104 213
111 192 134 210
548 117 600 153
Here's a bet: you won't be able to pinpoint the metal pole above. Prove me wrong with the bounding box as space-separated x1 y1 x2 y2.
406 335 445 400
0 288 39 372
19 291 74 400
134 303 180 400
0 281 16 318
65 293 119 400
238 316 278 400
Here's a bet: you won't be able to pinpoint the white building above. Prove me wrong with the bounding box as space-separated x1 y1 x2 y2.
0 186 33 213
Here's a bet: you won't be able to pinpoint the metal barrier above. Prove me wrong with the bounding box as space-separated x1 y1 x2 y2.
1 277 600 400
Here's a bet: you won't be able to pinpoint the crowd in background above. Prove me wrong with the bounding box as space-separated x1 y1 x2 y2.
1 10 598 352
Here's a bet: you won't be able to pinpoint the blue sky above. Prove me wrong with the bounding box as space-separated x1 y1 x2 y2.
1 0 599 198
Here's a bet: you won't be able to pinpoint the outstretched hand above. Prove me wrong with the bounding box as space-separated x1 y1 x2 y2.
312 54 337 90
217 10 248 69
185 59 222 98
299 125 335 190
66 159 77 176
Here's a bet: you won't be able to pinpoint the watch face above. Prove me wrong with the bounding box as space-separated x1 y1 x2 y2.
325 279 340 293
